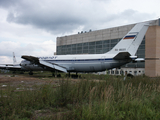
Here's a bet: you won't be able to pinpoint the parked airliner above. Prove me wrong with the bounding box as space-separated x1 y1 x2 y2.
21 22 149 75
0 22 149 75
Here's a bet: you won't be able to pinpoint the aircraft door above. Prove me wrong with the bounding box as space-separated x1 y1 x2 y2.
69 57 76 71
72 57 76 64
101 56 106 70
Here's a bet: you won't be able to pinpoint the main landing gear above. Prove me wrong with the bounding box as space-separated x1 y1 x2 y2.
67 72 79 78
52 71 61 78
29 71 33 75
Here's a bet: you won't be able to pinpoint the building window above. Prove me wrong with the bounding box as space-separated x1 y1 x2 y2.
116 70 119 74
120 70 124 75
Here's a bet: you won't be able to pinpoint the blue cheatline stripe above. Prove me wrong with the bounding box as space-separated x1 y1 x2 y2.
44 58 113 62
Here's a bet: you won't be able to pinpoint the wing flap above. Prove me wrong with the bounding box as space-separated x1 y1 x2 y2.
22 55 67 73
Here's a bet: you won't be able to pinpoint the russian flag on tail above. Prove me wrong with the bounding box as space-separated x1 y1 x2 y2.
123 35 136 40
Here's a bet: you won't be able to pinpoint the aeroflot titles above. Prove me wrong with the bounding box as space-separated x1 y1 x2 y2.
38 56 57 60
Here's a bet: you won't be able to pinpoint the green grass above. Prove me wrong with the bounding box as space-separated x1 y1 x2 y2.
1 73 160 119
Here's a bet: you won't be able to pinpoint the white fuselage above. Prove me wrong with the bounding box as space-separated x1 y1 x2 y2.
21 54 131 72
0 22 149 74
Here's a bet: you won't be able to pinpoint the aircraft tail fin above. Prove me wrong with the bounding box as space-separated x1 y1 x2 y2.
13 52 17 65
107 22 149 56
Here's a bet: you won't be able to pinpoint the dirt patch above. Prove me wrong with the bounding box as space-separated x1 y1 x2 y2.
0 74 41 82
0 73 61 89
0 73 80 90
0 73 75 119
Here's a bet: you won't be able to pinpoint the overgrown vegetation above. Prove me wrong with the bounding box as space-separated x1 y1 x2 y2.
1 73 160 119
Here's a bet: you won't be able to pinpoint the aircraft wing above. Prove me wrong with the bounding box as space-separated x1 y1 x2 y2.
21 55 67 73
0 65 21 71
0 64 14 66
21 55 39 64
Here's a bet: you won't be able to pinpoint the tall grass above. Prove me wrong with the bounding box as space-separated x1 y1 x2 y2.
56 75 160 119
1 74 160 119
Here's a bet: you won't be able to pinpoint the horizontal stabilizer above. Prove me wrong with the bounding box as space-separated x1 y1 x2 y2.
113 52 131 60
133 58 145 62
39 60 67 73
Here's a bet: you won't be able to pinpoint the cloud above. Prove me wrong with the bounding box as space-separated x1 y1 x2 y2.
0 0 20 8
0 56 13 64
81 9 156 32
0 0 157 35
0 40 56 56
0 0 158 64
0 0 112 34
0 40 56 63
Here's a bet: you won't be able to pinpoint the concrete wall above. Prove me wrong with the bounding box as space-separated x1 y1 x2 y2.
57 19 159 47
145 26 160 77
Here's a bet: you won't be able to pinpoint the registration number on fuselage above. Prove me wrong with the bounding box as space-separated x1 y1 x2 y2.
115 48 126 51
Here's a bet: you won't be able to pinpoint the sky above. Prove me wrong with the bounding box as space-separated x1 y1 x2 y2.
0 0 159 64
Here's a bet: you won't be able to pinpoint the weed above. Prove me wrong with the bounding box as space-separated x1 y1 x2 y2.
1 74 160 119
